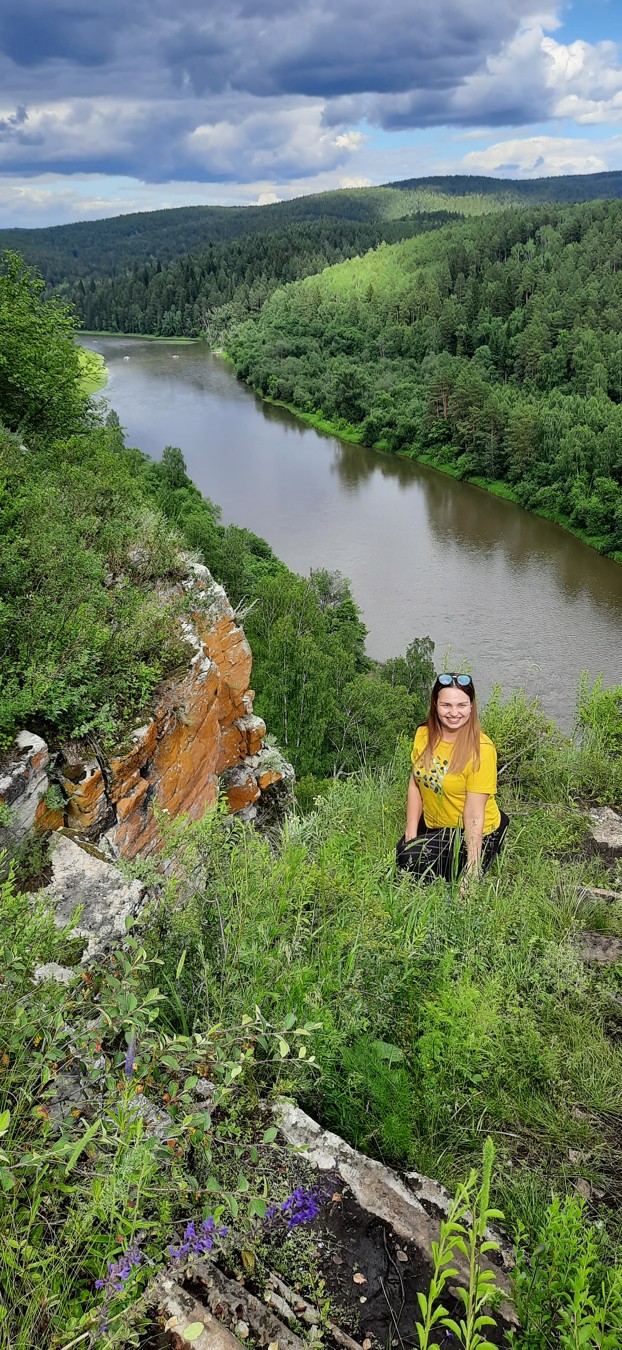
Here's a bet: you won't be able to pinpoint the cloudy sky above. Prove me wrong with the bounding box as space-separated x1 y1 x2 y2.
1 0 621 227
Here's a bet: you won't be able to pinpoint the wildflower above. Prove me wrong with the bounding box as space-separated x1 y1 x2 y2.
95 1246 142 1295
167 1217 229 1261
124 1033 137 1079
266 1186 321 1230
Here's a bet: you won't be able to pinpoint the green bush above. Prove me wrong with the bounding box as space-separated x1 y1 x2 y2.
0 251 86 442
512 1195 622 1347
0 424 190 748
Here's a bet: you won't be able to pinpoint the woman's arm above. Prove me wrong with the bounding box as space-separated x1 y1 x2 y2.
406 775 423 842
462 791 488 877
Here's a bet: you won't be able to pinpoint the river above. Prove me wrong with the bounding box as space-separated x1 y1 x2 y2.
81 336 622 724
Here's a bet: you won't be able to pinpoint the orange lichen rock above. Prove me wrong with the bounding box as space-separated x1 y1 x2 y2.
221 764 261 814
61 761 108 836
7 563 293 863
98 565 289 856
34 797 64 833
100 566 280 857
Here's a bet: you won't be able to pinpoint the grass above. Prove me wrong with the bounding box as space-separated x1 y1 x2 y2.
147 684 622 1250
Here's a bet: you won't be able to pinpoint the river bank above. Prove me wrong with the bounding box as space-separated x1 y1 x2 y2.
229 360 622 564
80 330 200 343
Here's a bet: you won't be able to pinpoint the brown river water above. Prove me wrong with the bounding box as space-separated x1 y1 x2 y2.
82 336 622 727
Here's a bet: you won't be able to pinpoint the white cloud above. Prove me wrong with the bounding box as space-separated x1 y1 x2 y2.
0 94 366 183
462 134 614 176
334 131 366 149
339 174 373 187
544 37 622 123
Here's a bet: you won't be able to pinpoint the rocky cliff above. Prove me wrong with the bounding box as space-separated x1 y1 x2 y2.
0 561 293 863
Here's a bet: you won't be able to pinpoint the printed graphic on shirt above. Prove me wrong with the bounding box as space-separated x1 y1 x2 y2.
413 753 449 796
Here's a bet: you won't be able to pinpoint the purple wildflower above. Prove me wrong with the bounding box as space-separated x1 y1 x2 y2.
124 1033 137 1079
167 1217 228 1262
266 1186 322 1231
95 1247 142 1297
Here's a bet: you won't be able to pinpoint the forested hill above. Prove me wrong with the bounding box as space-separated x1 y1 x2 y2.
3 170 622 284
61 214 459 336
387 170 622 201
229 198 622 560
0 184 476 283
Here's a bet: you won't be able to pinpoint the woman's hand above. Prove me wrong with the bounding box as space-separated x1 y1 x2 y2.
460 791 488 893
406 774 423 842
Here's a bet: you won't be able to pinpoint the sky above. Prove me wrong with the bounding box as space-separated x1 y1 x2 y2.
1 0 622 227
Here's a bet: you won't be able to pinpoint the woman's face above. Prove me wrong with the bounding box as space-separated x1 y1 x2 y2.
436 687 472 736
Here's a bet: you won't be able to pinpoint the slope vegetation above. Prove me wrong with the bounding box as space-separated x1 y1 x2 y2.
2 244 622 1350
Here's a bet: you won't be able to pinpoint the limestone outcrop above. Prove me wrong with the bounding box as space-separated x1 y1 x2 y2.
42 833 145 959
0 731 63 861
0 563 293 862
588 806 622 854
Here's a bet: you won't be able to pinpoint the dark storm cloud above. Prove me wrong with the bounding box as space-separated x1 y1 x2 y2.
1 0 550 101
0 0 565 181
161 0 544 101
0 3 119 67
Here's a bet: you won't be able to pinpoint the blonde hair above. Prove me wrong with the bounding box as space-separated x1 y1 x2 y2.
417 679 481 777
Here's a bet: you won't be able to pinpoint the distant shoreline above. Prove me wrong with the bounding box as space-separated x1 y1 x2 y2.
79 330 200 343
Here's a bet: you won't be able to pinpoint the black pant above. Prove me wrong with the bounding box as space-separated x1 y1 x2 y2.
396 811 509 882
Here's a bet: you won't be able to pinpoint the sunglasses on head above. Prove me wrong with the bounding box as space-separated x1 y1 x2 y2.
436 673 473 688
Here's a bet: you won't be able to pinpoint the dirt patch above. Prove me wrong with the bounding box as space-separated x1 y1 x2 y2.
578 932 622 964
309 1188 509 1349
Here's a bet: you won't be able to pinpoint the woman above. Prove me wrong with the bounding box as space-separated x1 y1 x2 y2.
396 673 508 885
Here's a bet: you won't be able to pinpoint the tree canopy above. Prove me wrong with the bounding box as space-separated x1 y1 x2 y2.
0 251 85 442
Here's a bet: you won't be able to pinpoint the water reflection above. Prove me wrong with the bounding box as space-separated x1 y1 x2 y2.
328 438 622 611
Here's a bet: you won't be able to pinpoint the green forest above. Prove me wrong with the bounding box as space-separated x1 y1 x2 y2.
0 250 434 778
229 199 622 559
2 249 622 1348
58 214 459 338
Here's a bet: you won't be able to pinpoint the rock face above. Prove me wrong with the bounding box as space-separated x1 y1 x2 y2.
1 564 293 862
0 731 63 861
42 833 145 959
588 806 622 854
274 1101 518 1330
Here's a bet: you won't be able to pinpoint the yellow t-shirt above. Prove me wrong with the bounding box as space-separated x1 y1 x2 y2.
410 726 501 834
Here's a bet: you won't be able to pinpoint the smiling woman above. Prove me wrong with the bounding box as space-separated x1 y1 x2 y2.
397 672 509 886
